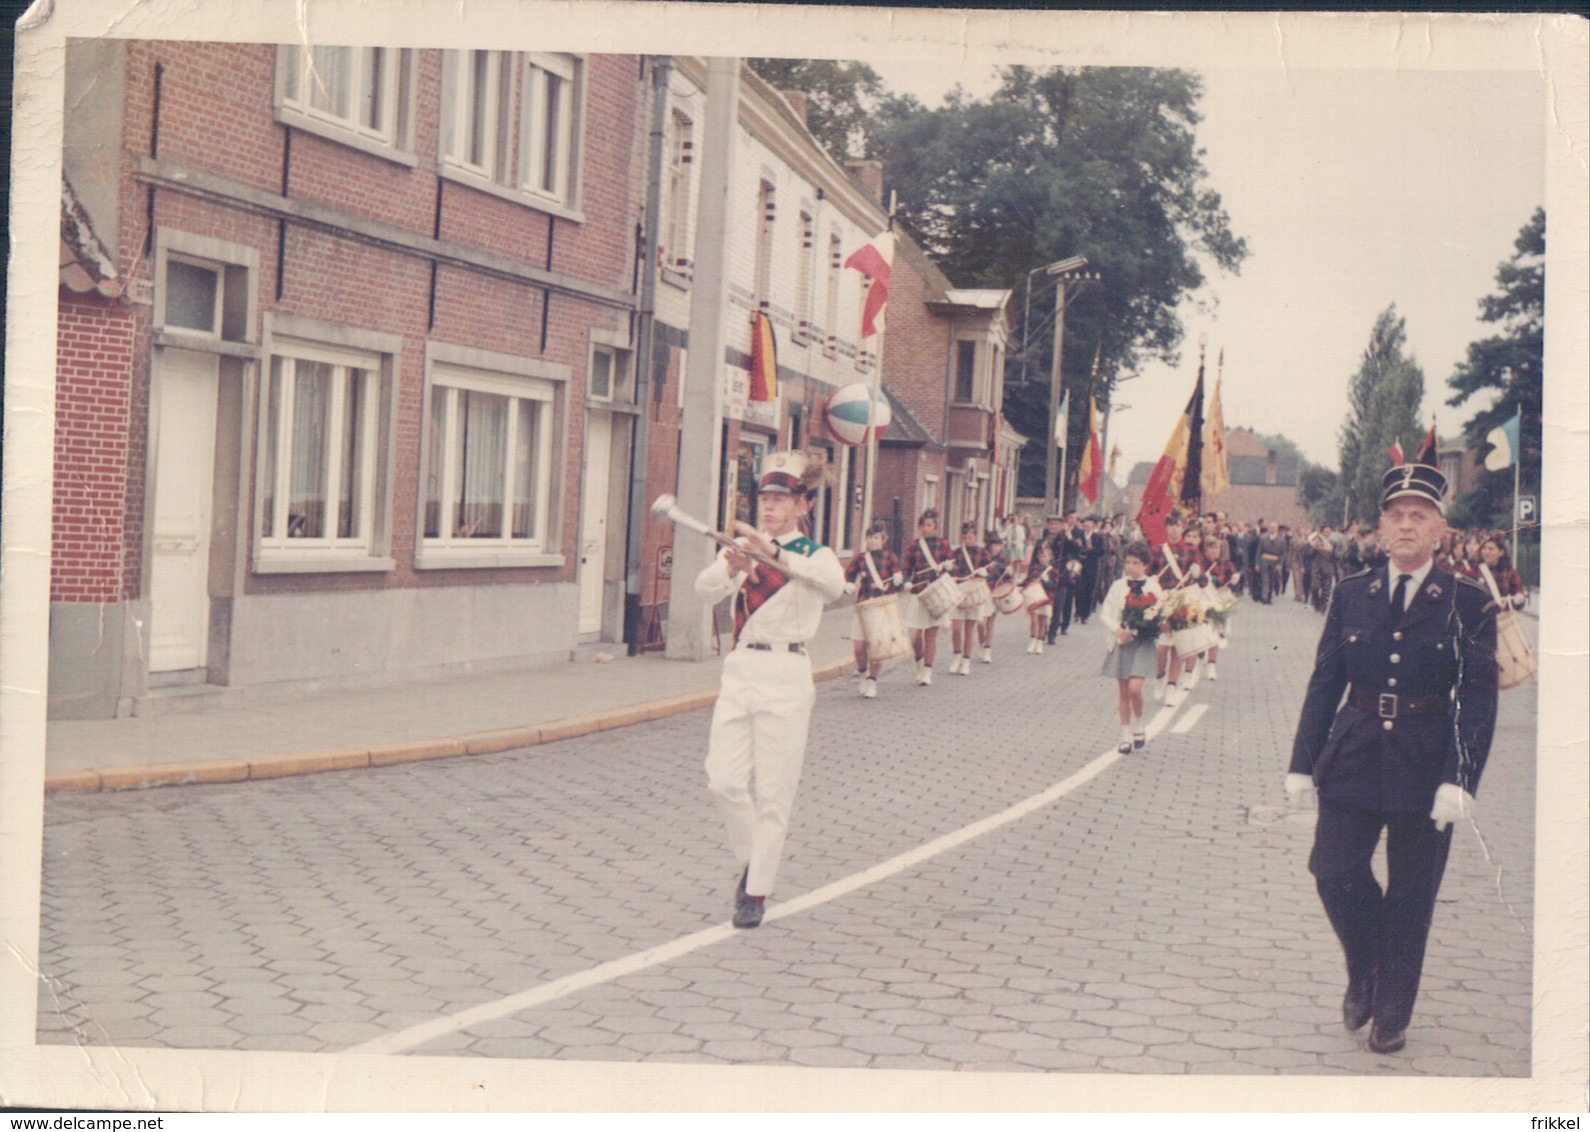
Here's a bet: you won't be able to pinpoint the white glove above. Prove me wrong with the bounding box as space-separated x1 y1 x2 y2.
1188 563 1203 580
1431 783 1476 831
891 572 904 588
843 581 859 597
1285 773 1316 810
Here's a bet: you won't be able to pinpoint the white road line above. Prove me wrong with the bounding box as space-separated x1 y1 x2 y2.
1171 703 1209 733
344 743 1131 1057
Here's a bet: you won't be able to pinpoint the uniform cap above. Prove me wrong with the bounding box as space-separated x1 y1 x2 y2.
758 450 808 495
1380 463 1448 513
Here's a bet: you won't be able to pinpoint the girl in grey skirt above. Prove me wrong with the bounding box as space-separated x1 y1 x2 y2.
1098 542 1164 753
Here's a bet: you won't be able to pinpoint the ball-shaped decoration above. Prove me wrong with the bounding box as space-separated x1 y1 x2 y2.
825 383 893 446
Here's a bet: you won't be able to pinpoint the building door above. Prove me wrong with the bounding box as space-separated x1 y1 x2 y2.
578 412 613 636
148 348 219 673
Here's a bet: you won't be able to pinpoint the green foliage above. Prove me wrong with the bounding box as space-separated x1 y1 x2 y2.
746 58 920 161
871 66 1248 484
1446 207 1544 526
1337 307 1426 524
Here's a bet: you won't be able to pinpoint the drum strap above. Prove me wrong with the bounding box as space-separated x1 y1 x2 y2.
960 546 976 576
1478 563 1505 606
864 551 886 594
918 538 940 572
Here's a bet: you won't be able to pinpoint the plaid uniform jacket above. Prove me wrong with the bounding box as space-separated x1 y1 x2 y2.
845 549 901 600
902 536 954 594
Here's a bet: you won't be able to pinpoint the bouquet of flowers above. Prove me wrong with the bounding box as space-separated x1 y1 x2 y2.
1204 586 1240 634
1160 586 1205 632
1120 588 1162 640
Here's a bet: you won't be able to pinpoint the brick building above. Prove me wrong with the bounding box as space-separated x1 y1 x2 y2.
50 48 1017 716
53 41 648 718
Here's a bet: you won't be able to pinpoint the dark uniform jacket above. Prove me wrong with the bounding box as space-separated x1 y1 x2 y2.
1289 564 1498 812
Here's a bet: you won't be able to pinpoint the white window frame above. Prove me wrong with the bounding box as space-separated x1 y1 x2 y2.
441 49 507 180
794 208 816 344
823 231 842 360
422 365 559 559
279 46 411 158
160 254 223 339
661 111 695 279
518 53 582 207
257 340 383 559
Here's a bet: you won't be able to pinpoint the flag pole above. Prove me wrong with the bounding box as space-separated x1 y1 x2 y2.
859 193 896 546
1511 423 1521 565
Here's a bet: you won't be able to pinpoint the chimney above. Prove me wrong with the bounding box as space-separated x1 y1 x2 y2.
845 158 885 206
780 90 809 129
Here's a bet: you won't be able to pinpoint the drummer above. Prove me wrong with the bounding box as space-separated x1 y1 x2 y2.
949 521 994 675
1203 535 1238 683
979 530 1013 664
902 508 955 686
843 520 902 699
1026 541 1060 654
1473 536 1527 609
1150 512 1188 701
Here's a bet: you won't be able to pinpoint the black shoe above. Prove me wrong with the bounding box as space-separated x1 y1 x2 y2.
1342 983 1374 1032
1367 1022 1406 1053
735 866 748 903
1132 732 1146 750
1117 740 1132 754
733 895 764 929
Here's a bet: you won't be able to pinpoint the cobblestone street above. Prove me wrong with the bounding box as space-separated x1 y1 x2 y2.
37 597 1538 1076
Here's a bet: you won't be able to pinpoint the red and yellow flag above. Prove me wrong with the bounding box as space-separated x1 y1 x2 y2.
1136 364 1206 547
1078 397 1104 505
1201 363 1229 501
749 311 778 402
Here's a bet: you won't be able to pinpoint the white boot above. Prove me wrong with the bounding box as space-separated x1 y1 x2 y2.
981 646 993 664
921 667 933 686
863 677 878 699
1037 640 1045 655
1154 679 1167 702
1027 638 1037 654
961 654 973 674
1207 663 1219 682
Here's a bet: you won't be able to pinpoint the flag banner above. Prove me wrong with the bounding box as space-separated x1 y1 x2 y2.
1079 397 1104 504
1414 418 1438 464
1054 389 1071 448
1136 364 1205 547
1387 439 1405 467
1484 410 1522 472
843 230 895 338
1201 371 1229 500
749 311 778 402
1181 362 1206 511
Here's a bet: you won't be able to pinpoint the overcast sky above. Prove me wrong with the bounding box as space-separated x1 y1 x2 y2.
866 59 1548 475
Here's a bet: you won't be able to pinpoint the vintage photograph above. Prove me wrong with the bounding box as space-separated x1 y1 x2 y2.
4 0 1585 1115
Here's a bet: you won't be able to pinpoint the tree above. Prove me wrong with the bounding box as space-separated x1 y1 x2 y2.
746 58 919 161
1446 208 1544 529
1337 306 1427 524
872 67 1248 495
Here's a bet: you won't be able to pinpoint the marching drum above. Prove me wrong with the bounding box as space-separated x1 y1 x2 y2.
1021 579 1052 610
956 577 992 611
855 594 912 663
991 579 1024 615
1494 609 1537 690
916 572 964 620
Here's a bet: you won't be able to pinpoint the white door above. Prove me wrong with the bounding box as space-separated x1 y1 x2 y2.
148 349 219 672
577 412 613 635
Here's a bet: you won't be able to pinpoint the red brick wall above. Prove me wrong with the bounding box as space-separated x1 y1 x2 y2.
880 258 948 438
87 42 645 605
54 295 135 604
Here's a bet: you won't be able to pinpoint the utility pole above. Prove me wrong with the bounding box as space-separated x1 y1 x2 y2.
1039 258 1097 515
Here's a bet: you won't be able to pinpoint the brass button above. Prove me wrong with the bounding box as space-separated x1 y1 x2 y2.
1382 720 1394 731
1389 653 1401 664
1348 634 1359 643
1393 631 1404 641
1388 677 1398 688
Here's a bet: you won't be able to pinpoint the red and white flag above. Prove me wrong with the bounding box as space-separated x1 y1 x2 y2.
1387 439 1405 467
844 229 895 338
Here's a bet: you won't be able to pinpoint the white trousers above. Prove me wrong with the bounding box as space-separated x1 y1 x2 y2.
704 648 815 897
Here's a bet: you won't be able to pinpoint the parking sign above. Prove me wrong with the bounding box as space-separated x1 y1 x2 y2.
1517 495 1537 524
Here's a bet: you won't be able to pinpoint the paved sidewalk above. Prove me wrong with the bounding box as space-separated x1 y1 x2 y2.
44 607 862 793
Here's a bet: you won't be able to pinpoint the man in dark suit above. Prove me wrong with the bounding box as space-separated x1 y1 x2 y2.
1074 516 1105 624
1287 463 1498 1055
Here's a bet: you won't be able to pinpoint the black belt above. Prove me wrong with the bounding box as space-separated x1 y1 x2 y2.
742 642 806 655
1348 687 1448 719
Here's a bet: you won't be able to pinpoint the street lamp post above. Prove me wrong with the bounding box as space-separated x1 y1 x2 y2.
1040 258 1098 515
